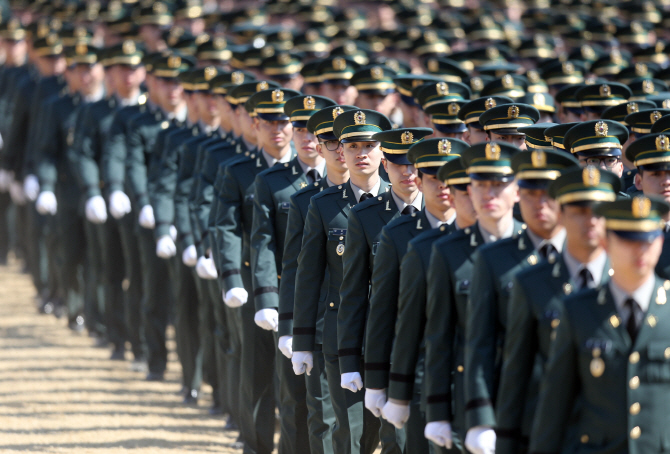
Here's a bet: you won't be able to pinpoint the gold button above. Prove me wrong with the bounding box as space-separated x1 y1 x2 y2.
631 426 641 439
630 402 641 415
551 319 560 329
647 315 657 327
630 376 640 389
580 434 589 443
244 261 250 267
329 302 334 307
665 347 670 359
457 365 464 372
630 352 640 364
610 315 620 328
339 236 344 240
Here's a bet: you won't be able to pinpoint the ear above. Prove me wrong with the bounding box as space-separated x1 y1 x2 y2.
634 172 643 190
382 157 389 173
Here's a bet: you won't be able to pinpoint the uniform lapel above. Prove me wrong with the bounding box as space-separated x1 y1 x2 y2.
378 191 399 224
410 210 430 238
631 278 666 350
336 181 353 217
286 158 308 191
596 286 631 350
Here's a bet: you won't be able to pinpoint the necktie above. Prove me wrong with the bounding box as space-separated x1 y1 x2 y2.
624 298 640 343
402 205 417 215
360 192 373 202
539 243 555 258
578 267 594 289
306 169 321 183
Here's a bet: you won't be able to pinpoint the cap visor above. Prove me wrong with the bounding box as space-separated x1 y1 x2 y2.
383 153 412 165
612 229 663 243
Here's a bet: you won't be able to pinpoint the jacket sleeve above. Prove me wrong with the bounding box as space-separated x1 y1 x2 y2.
215 163 245 292
251 172 280 311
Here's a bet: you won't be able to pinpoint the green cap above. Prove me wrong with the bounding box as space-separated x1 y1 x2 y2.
373 128 434 165
437 155 471 188
626 132 670 171
466 75 494 97
134 1 172 26
350 65 396 94
476 62 524 78
601 100 656 124
548 166 620 205
628 78 669 101
413 81 471 109
480 74 528 99
617 62 660 85
181 66 219 92
425 100 468 134
457 95 514 129
555 83 585 109
284 95 336 126
105 40 144 67
408 137 469 175
262 51 303 78
306 105 358 140
625 109 670 135
425 57 470 83
511 148 580 189
563 120 629 156
411 29 450 57
650 114 670 133
545 122 578 150
33 33 63 57
247 88 301 121
520 92 556 114
65 41 99 66
540 60 586 86
196 36 232 63
333 109 393 142
294 29 329 54
461 142 521 181
576 82 631 109
518 122 557 151
393 74 443 99
227 80 281 108
318 56 359 83
525 69 549 94
210 70 256 96
647 93 670 109
594 195 669 242
0 18 26 41
590 50 629 77
479 103 540 135
152 53 195 78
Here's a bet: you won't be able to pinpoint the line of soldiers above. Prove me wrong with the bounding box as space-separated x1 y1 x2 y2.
3 1 670 454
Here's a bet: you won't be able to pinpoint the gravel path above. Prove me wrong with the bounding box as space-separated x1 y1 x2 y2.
0 258 243 453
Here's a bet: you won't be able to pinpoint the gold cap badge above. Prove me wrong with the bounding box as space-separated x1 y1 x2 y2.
257 81 269 91
508 105 520 119
583 166 601 186
595 121 608 137
332 57 346 71
436 82 449 96
651 111 662 123
502 74 514 89
231 71 244 85
599 84 611 97
627 102 639 114
204 66 217 81
122 40 136 55
531 150 546 168
354 111 366 125
303 96 316 110
272 89 285 103
471 77 483 91
448 103 460 115
439 139 451 154
485 97 497 110
632 196 651 218
428 59 439 73
656 135 670 151
401 131 414 145
533 93 546 106
371 66 383 80
167 55 182 69
485 142 501 160
643 80 655 94
332 107 344 119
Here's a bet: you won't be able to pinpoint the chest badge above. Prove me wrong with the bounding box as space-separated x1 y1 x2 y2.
590 347 605 378
336 243 345 256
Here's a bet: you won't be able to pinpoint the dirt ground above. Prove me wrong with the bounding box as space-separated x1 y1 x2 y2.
0 257 243 453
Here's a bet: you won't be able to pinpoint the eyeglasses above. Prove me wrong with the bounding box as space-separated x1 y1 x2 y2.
320 140 341 151
580 157 621 168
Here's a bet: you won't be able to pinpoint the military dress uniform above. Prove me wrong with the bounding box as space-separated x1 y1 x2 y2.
366 138 469 453
530 197 670 454
338 127 434 454
250 94 334 454
292 109 392 454
495 167 620 454
423 143 524 444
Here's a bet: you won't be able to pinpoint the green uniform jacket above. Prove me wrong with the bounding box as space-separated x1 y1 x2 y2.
496 253 611 454
386 224 455 401
529 277 670 454
464 229 540 430
278 180 328 339
337 190 400 374
4 69 39 176
424 221 524 429
293 180 390 356
364 209 433 389
251 157 310 312
215 150 273 293
102 103 152 200
655 230 670 280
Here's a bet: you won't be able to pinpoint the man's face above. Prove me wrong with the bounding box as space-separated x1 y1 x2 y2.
636 170 670 203
319 81 357 105
449 185 477 226
114 64 146 96
518 187 560 237
4 39 26 64
279 75 304 91
216 96 236 132
341 140 383 179
236 108 255 141
559 106 583 124
433 129 465 140
467 178 519 221
254 117 293 154
38 55 67 76
384 160 417 198
417 173 451 213
317 139 348 173
605 231 663 281
293 126 319 162
488 132 526 149
559 204 605 250
193 92 219 123
584 110 602 121
578 155 624 178
464 126 488 144
538 112 554 124
355 91 398 117
156 77 184 109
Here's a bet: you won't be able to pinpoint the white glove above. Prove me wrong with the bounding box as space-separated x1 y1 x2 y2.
85 195 108 224
182 245 197 267
23 174 39 201
156 235 177 259
9 180 26 205
425 421 454 449
254 308 279 331
224 287 248 307
0 169 11 192
169 225 178 241
278 335 293 358
196 256 217 279
109 190 131 219
292 351 313 376
138 204 155 229
36 191 57 215
465 426 496 454
341 372 364 392
381 400 410 428
365 388 387 417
